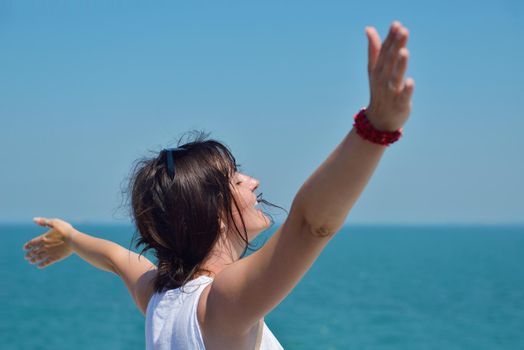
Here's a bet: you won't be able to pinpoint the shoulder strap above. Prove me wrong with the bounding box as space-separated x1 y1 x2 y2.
254 318 264 350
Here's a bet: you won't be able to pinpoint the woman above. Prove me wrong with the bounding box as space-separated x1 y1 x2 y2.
23 21 414 350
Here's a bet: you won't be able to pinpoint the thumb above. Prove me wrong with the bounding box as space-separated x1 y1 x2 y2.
33 217 54 228
365 26 381 75
400 77 415 102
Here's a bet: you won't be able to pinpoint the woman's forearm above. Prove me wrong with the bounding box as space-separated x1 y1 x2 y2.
295 127 387 234
293 21 414 234
66 229 121 273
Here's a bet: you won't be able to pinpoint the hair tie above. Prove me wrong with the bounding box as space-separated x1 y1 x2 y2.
163 146 187 178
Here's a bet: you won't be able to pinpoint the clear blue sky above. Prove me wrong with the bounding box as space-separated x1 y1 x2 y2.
1 1 522 225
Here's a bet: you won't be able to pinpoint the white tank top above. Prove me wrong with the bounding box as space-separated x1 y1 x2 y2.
145 275 284 350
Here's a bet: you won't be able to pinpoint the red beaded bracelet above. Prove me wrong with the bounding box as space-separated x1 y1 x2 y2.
352 108 403 147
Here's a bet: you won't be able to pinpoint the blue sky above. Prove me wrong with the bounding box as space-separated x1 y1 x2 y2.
1 0 522 225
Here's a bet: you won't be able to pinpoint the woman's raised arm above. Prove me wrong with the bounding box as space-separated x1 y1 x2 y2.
204 20 414 339
299 21 414 233
23 217 157 315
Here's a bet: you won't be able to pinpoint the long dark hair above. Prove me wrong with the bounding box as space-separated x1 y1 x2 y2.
125 130 286 293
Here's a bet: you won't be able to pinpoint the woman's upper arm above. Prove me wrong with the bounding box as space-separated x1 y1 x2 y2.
205 201 334 334
109 247 157 315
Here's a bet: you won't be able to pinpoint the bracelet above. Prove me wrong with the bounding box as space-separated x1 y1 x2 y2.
352 108 403 147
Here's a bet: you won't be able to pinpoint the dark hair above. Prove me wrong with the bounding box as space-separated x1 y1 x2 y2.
125 130 286 293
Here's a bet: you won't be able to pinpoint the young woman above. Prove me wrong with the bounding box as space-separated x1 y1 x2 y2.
23 21 414 350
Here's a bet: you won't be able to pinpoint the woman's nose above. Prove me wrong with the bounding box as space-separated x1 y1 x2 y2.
251 178 259 191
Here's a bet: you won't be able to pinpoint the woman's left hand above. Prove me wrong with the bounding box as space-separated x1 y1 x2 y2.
23 217 75 269
365 21 415 132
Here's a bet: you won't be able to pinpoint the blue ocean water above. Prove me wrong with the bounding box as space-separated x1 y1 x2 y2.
2 224 523 349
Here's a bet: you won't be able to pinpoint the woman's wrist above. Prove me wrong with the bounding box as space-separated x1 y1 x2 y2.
63 227 76 246
352 108 403 147
364 106 403 132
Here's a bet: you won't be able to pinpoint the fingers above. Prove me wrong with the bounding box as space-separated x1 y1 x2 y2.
25 249 49 264
366 26 381 74
367 20 413 98
24 236 64 269
37 258 56 269
389 47 410 92
24 237 47 258
23 235 45 251
24 216 72 269
24 239 59 268
24 217 53 251
27 251 56 269
374 21 402 76
383 27 409 82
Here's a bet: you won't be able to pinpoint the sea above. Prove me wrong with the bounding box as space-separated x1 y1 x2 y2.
2 223 523 349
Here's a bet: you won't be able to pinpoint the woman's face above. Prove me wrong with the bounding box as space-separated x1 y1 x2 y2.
229 171 271 241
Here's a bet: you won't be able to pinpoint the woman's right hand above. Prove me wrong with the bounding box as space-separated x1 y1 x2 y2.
23 217 75 269
364 21 415 131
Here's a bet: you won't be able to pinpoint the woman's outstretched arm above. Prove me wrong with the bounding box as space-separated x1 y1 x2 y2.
205 20 415 339
298 23 414 233
23 218 156 315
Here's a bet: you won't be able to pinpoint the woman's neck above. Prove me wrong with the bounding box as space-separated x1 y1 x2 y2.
198 233 244 278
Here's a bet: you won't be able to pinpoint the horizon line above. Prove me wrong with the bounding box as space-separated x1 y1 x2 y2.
1 220 523 228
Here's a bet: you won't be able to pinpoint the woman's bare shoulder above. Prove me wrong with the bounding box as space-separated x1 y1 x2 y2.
136 269 157 315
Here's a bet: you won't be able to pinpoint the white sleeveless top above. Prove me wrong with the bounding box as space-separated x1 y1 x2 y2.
145 275 284 350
